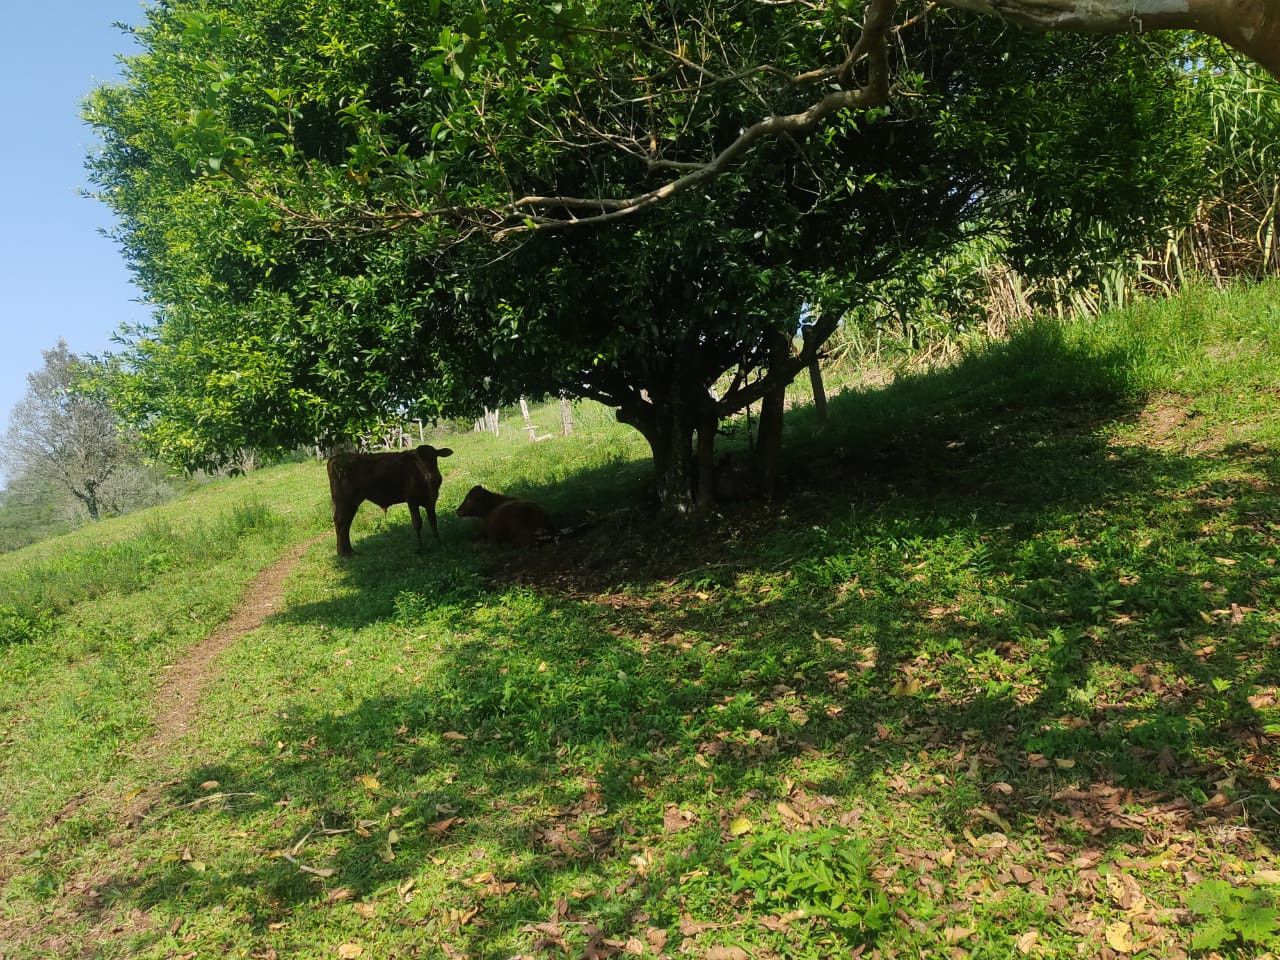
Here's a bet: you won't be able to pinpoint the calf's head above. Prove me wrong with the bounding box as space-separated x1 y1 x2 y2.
411 444 452 492
456 484 501 518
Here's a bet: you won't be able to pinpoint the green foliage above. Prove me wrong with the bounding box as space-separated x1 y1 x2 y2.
1186 880 1280 951
728 828 893 942
86 0 1209 485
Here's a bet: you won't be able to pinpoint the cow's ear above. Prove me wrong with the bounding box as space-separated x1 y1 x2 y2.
436 447 453 458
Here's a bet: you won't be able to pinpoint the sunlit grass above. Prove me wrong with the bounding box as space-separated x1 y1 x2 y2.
1 282 1279 958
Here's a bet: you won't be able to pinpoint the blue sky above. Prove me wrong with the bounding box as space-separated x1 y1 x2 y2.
0 3 149 435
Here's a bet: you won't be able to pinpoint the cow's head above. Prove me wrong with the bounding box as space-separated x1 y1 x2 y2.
411 444 452 492
456 484 491 518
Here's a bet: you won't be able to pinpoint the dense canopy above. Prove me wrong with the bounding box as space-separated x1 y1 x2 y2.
89 0 1223 504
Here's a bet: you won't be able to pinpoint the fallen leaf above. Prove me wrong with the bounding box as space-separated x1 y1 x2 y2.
1055 758 1076 769
679 917 712 936
428 817 461 836
706 947 748 960
447 906 480 927
326 888 354 904
728 817 753 837
1251 870 1280 884
337 945 363 960
442 731 468 742
1015 929 1039 954
356 775 380 792
646 927 669 952
890 678 923 697
199 780 219 791
353 902 376 919
1105 920 1134 953
775 801 803 823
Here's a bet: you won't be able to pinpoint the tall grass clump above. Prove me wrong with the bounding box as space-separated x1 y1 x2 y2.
0 501 286 642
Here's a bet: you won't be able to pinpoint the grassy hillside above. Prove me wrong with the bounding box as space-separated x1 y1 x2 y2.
2 284 1279 958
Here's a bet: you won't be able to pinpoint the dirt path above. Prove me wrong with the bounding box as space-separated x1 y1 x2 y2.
0 536 321 869
145 535 320 754
0 536 324 954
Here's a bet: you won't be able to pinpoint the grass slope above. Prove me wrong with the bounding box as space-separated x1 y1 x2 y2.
2 284 1279 959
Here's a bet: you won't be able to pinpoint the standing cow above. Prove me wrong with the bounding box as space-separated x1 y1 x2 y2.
326 444 453 556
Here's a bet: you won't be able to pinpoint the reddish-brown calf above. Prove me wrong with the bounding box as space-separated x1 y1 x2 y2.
455 484 552 547
327 444 453 556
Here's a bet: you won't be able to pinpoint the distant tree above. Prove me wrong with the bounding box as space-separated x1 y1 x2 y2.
2 342 130 521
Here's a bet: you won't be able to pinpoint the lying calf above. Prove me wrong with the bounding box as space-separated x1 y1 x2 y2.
455 484 553 547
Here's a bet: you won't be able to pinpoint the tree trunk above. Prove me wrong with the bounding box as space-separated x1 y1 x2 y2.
620 400 696 514
808 359 828 424
695 407 718 513
76 480 101 521
941 0 1280 80
757 383 785 500
755 332 791 499
560 396 574 436
519 397 536 440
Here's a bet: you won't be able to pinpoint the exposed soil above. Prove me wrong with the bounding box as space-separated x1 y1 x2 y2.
146 536 318 754
0 537 321 955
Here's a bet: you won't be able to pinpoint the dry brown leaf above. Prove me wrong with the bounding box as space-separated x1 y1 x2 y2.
442 731 469 741
336 945 363 960
1014 929 1039 954
353 903 376 919
447 906 480 927
1105 920 1135 953
679 917 712 936
326 888 354 904
428 817 461 836
706 948 748 960
776 801 803 823
199 780 219 791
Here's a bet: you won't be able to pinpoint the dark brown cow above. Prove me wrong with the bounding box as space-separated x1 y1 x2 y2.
455 484 553 547
327 444 453 556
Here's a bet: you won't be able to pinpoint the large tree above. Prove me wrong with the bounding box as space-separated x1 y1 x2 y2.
88 0 1211 508
2 343 130 522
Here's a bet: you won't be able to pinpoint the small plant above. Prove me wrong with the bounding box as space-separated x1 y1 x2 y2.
1185 879 1280 952
727 827 893 944
0 603 50 645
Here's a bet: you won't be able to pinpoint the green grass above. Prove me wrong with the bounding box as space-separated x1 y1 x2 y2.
2 283 1279 958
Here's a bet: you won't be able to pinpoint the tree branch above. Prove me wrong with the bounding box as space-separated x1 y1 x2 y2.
938 0 1280 79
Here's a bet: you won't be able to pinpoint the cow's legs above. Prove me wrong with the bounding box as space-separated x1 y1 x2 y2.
427 497 440 541
409 502 424 552
334 502 358 557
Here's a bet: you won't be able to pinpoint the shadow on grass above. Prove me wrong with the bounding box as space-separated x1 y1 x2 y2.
87 322 1280 956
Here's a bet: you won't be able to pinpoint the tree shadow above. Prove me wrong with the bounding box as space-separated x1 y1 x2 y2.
77 323 1280 957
